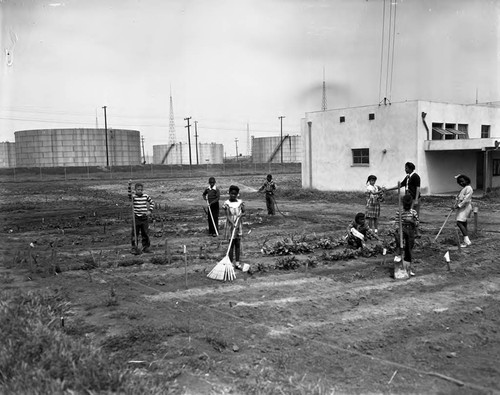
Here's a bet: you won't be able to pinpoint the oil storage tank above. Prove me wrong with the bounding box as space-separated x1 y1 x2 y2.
153 142 223 165
251 135 302 163
0 142 16 168
14 128 141 167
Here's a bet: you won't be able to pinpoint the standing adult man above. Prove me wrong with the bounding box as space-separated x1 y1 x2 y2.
385 162 421 216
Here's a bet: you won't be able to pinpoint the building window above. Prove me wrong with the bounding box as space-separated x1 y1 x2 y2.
481 125 490 138
368 113 375 120
340 116 345 123
458 124 469 139
352 148 369 165
493 159 500 176
432 122 467 140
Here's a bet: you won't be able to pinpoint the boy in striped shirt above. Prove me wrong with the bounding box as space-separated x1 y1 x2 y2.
128 180 154 254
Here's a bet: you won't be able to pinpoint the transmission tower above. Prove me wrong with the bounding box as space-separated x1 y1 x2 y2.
246 123 250 156
322 67 327 111
168 87 176 145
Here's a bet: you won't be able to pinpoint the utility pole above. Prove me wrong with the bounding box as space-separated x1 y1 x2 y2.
184 117 192 166
102 106 109 167
235 138 239 162
278 116 285 164
194 121 199 165
141 135 146 164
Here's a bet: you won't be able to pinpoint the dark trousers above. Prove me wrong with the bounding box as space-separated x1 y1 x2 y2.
395 226 415 262
229 238 241 262
207 202 219 235
131 215 150 248
265 193 275 215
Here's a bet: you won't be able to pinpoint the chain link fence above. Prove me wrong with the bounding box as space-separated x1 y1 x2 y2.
0 162 301 183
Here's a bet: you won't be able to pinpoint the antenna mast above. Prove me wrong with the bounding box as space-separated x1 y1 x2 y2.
168 86 176 144
322 67 327 111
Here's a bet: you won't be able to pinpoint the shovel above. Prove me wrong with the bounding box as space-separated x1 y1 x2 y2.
394 182 409 280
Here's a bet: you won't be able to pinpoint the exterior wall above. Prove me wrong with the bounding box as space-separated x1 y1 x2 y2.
251 135 302 163
417 101 500 193
153 143 224 165
301 101 500 195
302 102 419 192
14 129 141 167
0 142 16 168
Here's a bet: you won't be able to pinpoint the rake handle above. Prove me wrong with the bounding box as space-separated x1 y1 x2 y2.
129 181 138 248
207 199 219 236
225 216 241 257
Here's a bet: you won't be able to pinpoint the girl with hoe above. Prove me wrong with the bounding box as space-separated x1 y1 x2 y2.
365 174 384 233
454 174 473 247
223 185 246 269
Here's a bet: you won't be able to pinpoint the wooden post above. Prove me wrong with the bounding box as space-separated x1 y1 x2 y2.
455 229 461 252
473 206 478 235
184 245 188 289
165 240 171 264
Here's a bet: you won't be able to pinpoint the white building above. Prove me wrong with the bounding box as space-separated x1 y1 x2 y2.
301 101 500 195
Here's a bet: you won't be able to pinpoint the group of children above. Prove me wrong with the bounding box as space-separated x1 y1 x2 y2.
128 169 474 276
128 175 276 269
346 170 474 276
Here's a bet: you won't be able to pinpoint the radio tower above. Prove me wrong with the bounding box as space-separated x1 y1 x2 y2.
168 87 176 145
246 122 250 156
322 67 327 111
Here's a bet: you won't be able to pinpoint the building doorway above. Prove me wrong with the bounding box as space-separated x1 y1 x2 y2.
476 152 484 190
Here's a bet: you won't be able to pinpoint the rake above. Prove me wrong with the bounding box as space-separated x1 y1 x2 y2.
207 216 240 281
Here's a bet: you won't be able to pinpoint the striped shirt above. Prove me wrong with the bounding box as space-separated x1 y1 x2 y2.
393 209 419 229
128 186 154 216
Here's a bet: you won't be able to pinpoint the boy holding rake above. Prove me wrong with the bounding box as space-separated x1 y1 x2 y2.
128 180 154 254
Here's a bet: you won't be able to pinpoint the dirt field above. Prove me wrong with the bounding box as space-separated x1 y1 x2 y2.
2 173 500 394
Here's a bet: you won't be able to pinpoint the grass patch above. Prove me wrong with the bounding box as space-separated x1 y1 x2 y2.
0 290 122 393
0 289 183 393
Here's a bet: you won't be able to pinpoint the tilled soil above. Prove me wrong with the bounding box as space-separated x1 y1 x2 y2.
1 174 499 394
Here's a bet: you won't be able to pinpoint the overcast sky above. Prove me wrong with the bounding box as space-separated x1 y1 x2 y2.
0 0 498 157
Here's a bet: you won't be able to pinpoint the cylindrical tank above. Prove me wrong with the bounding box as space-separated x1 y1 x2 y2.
153 142 224 165
0 142 16 168
14 128 141 167
251 135 302 163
